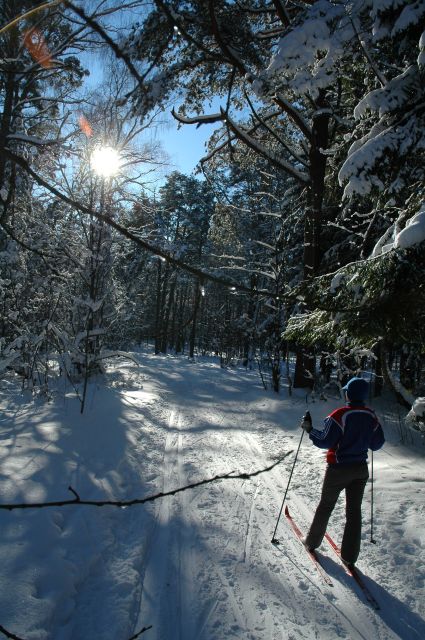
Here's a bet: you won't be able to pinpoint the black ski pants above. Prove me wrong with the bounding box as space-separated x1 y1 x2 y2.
305 462 369 564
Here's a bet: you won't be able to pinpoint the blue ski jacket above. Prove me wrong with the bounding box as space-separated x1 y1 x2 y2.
309 404 385 465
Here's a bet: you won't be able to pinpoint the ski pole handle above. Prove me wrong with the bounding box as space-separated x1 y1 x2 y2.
301 410 312 433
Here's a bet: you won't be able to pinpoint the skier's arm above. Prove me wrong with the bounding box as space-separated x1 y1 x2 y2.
309 416 341 450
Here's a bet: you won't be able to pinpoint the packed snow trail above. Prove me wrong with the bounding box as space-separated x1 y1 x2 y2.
129 355 424 640
0 352 424 639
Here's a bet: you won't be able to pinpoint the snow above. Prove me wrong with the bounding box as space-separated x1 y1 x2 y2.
392 2 425 36
1 351 425 640
339 0 425 199
406 398 425 434
354 67 420 120
264 2 349 98
412 398 425 418
369 0 410 39
371 222 397 258
371 204 425 256
394 207 425 249
338 114 422 198
330 272 345 293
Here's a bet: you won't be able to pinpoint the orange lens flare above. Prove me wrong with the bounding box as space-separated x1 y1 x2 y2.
78 115 93 137
23 27 52 68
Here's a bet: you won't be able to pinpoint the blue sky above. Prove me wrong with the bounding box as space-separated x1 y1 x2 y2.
155 112 219 176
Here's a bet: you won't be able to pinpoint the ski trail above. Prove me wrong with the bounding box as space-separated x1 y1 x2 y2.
231 428 401 639
242 481 260 564
135 409 183 638
134 404 260 640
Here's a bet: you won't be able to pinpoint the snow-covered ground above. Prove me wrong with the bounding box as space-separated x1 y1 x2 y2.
1 351 424 640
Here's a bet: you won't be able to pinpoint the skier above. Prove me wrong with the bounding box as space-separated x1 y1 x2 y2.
301 376 385 567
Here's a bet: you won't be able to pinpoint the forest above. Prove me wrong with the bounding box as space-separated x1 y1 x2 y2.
1 1 425 639
1 0 424 410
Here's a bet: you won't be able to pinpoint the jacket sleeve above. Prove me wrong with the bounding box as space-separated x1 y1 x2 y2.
309 416 342 450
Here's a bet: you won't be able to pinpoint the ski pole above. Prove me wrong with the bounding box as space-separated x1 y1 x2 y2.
370 450 376 544
271 411 310 544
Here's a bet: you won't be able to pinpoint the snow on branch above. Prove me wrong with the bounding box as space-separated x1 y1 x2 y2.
199 109 281 164
6 133 65 147
244 89 308 167
171 108 225 127
0 452 292 511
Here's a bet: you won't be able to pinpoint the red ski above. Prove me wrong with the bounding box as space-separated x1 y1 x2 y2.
283 506 333 587
324 532 380 610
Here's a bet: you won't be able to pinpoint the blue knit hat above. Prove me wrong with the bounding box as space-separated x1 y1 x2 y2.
342 377 369 402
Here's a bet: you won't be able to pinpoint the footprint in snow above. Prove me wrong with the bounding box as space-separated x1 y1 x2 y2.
298 579 309 591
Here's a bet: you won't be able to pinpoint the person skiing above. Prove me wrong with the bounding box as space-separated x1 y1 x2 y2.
301 376 385 567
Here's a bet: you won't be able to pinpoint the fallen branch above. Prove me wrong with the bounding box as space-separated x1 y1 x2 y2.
128 625 153 639
0 623 152 640
0 624 26 640
0 452 292 511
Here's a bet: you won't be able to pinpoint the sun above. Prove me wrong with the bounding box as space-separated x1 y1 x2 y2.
90 146 121 178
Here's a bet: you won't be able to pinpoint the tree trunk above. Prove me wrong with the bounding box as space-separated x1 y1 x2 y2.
160 274 177 353
189 279 202 358
175 285 188 353
294 90 330 388
154 259 162 354
400 346 415 391
168 287 179 351
0 27 18 223
373 343 383 397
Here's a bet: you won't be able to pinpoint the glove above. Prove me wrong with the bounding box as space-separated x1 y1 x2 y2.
300 410 312 433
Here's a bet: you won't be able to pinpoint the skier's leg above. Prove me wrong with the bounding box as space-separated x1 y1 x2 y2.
341 464 369 564
305 466 344 549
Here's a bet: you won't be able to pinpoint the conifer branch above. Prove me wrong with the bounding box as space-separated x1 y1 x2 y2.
271 0 291 26
208 0 246 75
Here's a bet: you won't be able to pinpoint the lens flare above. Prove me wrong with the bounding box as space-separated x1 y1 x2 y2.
78 115 93 137
23 27 52 68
